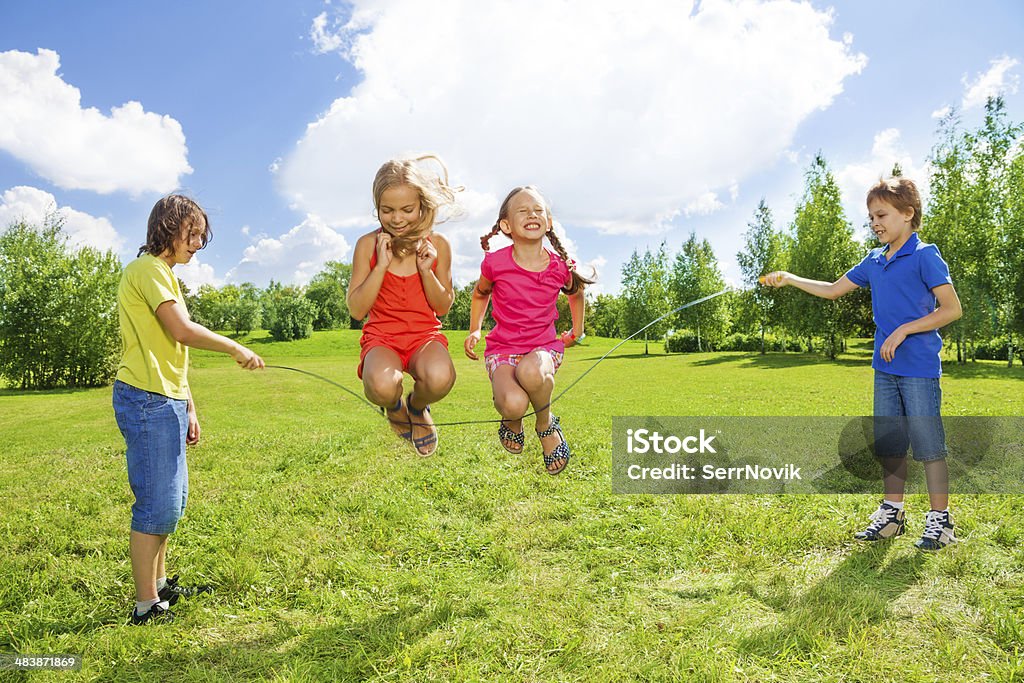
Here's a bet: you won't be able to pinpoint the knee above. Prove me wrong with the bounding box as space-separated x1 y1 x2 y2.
419 363 456 398
493 387 529 417
363 371 403 406
515 357 552 392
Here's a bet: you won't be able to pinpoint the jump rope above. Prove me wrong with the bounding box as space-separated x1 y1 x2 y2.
266 288 731 429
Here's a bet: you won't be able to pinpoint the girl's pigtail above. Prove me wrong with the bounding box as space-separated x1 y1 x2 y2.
546 229 595 294
480 222 501 251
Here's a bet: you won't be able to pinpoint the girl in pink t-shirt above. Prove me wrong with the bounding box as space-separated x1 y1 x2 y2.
464 186 592 475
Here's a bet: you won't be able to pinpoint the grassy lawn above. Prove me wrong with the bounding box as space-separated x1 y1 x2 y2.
1 331 1022 681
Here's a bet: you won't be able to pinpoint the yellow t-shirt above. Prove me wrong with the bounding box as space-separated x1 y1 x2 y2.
116 254 190 399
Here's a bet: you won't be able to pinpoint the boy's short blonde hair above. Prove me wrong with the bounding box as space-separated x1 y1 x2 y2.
867 177 922 231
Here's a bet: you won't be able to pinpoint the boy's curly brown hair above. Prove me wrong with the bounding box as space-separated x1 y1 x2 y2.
138 194 211 257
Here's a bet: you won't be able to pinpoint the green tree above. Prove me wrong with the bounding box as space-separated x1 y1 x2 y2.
443 282 477 330
618 245 672 354
996 126 1024 365
264 285 315 341
224 283 262 335
787 153 862 359
0 215 121 388
589 293 623 338
188 284 228 330
924 98 1022 363
670 233 729 351
305 261 352 330
735 199 784 353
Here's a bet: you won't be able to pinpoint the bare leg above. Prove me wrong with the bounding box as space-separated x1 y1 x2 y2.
881 457 908 502
362 347 408 438
130 531 167 602
490 364 529 452
514 351 563 473
407 341 455 455
156 536 168 582
924 459 949 510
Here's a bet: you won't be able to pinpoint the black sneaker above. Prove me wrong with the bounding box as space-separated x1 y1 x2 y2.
130 602 174 625
158 574 211 606
854 501 906 541
915 509 958 550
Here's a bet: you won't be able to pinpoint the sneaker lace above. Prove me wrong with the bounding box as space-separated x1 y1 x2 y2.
921 511 945 540
865 505 894 532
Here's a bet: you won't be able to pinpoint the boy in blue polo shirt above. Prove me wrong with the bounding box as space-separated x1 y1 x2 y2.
764 177 962 550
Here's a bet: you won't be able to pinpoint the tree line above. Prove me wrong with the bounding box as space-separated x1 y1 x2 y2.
585 97 1024 366
1 97 1020 389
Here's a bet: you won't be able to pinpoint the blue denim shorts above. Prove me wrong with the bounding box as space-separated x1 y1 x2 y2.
112 380 189 534
872 371 947 462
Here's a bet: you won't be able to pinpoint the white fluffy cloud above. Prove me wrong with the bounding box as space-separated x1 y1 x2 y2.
310 12 346 54
834 129 926 230
0 49 191 194
962 56 1020 110
176 257 222 291
282 0 866 250
0 185 124 252
225 214 351 286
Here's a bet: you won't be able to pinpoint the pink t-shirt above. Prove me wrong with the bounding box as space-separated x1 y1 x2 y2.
481 245 571 355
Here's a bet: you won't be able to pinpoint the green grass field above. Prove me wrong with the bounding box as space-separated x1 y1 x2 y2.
1 331 1022 682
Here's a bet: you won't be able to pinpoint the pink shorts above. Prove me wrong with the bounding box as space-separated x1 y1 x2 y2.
484 348 564 379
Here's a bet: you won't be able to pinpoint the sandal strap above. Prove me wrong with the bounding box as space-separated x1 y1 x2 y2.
536 414 561 438
414 432 437 448
498 422 525 445
406 392 430 417
543 441 571 468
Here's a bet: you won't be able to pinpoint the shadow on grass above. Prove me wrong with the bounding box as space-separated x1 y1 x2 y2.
577 352 670 362
735 542 927 658
942 361 1024 381
573 347 1024 381
129 598 483 680
689 353 869 370
244 334 283 345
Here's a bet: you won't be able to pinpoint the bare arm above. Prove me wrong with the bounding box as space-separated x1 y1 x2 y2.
186 386 201 445
763 271 859 300
463 275 493 360
879 283 963 362
563 290 586 346
347 232 389 321
155 301 263 369
417 234 455 315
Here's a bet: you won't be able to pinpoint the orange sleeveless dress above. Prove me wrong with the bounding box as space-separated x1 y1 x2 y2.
357 235 448 378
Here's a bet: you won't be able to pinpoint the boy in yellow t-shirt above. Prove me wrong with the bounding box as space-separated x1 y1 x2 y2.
113 195 264 625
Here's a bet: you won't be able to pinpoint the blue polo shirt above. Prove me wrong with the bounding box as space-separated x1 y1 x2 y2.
845 232 953 378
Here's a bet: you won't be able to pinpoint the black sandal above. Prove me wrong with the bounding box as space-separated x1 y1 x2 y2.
537 414 570 475
407 392 438 457
498 420 525 454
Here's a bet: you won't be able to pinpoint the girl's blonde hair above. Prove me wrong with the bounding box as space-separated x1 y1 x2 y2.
372 155 460 257
479 185 594 295
867 176 922 231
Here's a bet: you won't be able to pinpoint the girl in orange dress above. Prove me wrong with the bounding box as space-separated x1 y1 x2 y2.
347 156 460 456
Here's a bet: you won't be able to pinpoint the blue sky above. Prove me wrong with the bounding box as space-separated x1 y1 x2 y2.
1 1 1022 293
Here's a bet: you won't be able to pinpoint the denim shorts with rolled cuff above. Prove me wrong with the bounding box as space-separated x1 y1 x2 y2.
872 370 948 462
112 380 189 534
